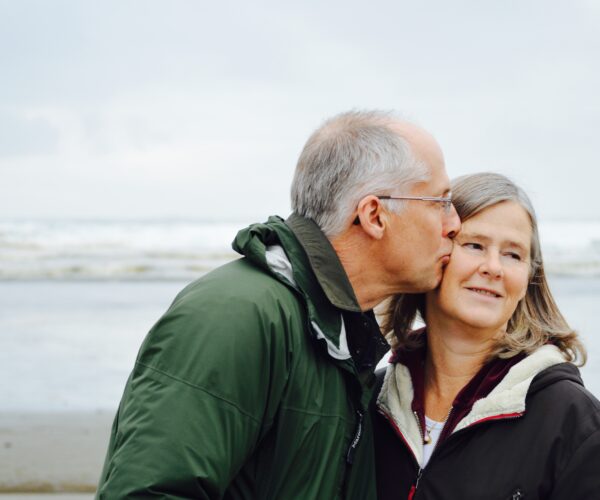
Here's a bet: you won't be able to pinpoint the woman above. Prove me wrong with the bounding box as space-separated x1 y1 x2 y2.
373 173 600 499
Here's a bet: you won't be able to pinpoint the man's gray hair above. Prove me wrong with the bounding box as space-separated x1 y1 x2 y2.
290 110 430 237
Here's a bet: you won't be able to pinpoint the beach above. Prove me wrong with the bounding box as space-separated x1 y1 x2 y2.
0 280 185 493
1 275 599 493
0 412 110 496
0 496 91 500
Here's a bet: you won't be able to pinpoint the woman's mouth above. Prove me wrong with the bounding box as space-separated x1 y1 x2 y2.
466 287 502 298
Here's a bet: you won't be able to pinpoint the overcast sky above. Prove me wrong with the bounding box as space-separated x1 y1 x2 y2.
1 0 599 223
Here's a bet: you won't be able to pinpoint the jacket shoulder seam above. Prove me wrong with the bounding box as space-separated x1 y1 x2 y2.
280 405 350 420
136 361 261 425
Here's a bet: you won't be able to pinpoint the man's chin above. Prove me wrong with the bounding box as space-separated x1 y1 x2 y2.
410 272 443 294
430 274 444 291
427 266 446 292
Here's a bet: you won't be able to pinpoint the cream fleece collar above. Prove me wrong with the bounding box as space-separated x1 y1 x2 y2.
376 344 567 465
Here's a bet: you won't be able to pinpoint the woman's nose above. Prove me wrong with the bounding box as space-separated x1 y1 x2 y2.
480 251 503 279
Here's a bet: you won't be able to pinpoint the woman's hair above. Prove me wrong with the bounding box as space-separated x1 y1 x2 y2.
382 172 586 365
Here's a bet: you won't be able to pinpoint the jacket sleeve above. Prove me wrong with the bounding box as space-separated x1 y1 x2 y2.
96 277 294 499
549 428 600 499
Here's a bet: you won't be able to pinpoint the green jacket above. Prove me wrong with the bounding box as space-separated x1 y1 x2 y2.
97 214 388 499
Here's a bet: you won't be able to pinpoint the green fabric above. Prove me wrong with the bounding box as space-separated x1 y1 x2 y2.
96 215 384 499
285 213 362 312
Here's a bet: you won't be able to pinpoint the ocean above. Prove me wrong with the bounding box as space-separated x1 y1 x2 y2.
2 218 600 281
1 218 599 413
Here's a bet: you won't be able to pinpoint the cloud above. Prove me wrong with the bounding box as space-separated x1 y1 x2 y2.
0 111 60 158
0 0 598 221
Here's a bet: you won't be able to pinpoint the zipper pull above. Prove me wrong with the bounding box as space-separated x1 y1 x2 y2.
345 410 364 464
407 468 422 500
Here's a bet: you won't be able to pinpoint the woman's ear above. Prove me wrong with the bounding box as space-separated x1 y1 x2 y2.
354 195 387 240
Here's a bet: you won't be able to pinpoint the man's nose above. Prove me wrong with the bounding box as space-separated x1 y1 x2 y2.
443 204 461 239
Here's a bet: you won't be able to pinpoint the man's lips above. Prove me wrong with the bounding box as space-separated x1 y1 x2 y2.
465 286 503 298
440 243 454 265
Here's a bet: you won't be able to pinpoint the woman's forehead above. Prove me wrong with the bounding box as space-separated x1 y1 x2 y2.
460 202 532 249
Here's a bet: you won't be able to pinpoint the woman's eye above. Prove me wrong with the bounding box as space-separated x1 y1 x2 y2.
464 242 483 251
506 252 522 261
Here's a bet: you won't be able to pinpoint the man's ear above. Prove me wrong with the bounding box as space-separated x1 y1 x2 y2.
354 196 387 240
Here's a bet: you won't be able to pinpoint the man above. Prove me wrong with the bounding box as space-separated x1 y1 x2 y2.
96 110 460 499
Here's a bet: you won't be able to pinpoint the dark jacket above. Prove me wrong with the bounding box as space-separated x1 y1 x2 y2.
373 345 600 499
97 214 388 499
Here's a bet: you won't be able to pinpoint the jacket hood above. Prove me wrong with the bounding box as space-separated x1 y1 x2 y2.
232 216 291 277
527 360 583 396
232 215 356 364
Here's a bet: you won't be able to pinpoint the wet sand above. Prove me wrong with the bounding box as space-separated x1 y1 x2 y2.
0 496 92 500
0 412 112 494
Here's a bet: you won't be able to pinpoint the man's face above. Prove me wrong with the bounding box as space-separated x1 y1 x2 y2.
381 130 461 293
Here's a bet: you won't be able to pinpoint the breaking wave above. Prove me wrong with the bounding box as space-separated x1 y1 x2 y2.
1 218 600 280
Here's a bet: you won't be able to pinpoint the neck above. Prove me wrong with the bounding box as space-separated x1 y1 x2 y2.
423 318 496 420
330 235 389 311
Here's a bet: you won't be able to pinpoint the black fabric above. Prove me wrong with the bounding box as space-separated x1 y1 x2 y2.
344 310 390 373
373 363 600 500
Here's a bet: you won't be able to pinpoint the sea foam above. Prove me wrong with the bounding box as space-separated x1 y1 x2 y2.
1 218 600 279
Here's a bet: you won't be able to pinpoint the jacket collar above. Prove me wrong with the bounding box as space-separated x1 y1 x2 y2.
391 336 526 444
232 214 360 368
377 343 568 465
285 212 361 313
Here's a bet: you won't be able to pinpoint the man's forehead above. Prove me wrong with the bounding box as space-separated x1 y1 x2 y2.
390 119 449 194
411 161 451 196
390 121 444 164
395 120 445 170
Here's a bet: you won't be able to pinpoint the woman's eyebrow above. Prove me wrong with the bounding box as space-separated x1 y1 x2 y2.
456 231 490 242
505 240 529 252
459 232 529 251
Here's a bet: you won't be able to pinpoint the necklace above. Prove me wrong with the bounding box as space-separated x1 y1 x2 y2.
423 419 443 444
423 407 453 445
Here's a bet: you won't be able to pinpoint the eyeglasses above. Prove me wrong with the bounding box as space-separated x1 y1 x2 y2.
352 193 454 225
377 194 453 214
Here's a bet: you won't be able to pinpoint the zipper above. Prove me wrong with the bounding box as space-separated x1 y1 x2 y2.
382 405 523 498
467 412 523 427
378 407 420 466
378 408 421 499
412 410 425 443
345 409 364 464
409 412 424 500
407 468 422 500
408 406 454 498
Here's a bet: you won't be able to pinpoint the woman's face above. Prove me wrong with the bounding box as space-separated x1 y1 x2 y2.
426 201 532 335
